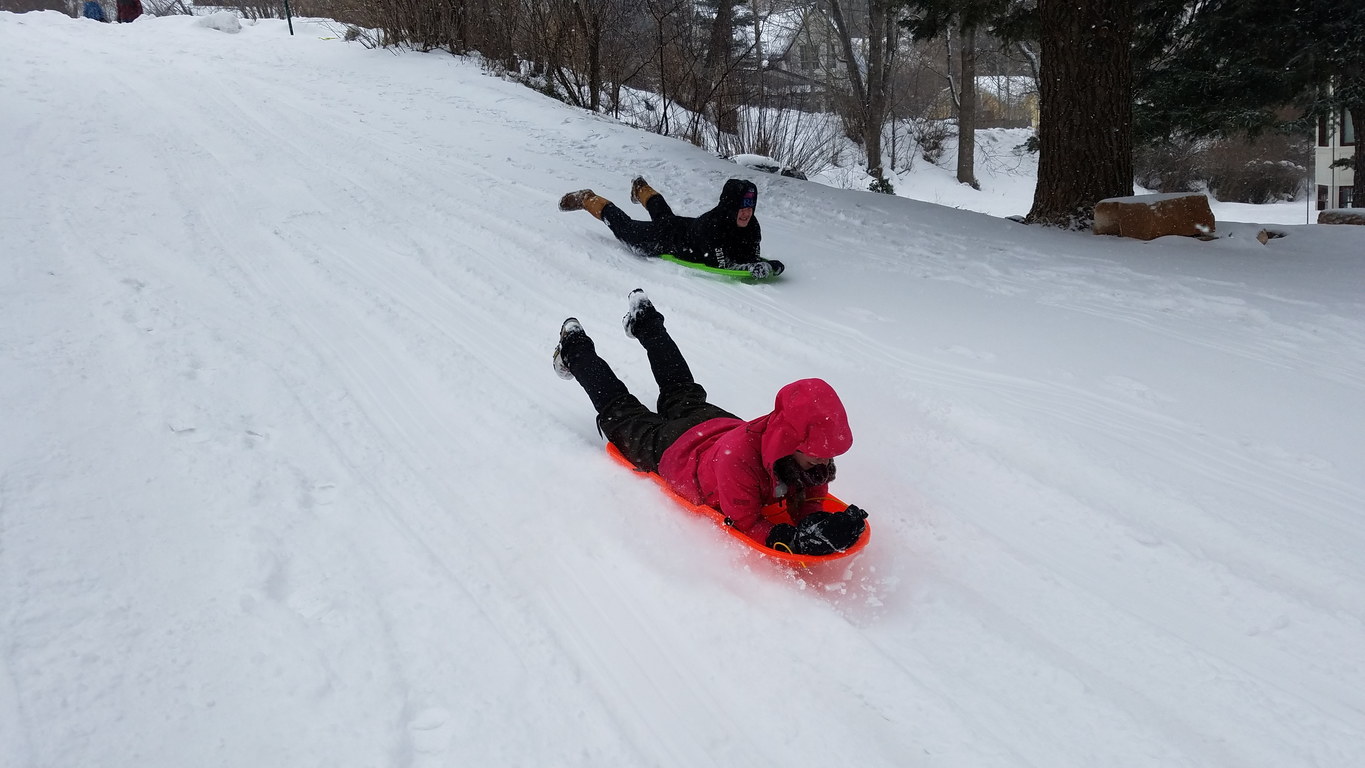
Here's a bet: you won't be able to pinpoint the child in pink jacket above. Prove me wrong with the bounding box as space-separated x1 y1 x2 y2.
554 290 867 554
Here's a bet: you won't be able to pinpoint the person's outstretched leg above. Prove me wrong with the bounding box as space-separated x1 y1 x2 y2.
632 177 676 222
561 190 655 249
622 289 693 391
621 290 740 429
553 318 629 412
597 203 672 258
559 189 611 219
561 185 672 257
553 317 674 471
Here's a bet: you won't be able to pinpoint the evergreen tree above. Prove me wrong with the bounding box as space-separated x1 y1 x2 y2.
1133 0 1364 206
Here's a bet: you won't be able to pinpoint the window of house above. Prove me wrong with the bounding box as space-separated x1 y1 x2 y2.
1342 109 1355 146
1318 185 1329 211
1319 114 1330 146
1341 186 1355 209
800 44 819 71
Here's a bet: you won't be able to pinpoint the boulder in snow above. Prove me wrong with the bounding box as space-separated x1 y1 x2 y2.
1093 192 1215 241
1317 208 1365 226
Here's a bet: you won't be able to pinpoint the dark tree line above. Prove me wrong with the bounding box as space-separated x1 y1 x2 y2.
905 0 1361 225
25 0 1354 224
1133 0 1364 209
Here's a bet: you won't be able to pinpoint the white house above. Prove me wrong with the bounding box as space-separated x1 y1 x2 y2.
1315 107 1356 209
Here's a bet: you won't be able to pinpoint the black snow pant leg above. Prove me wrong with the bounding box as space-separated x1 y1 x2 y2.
644 194 676 222
602 203 665 256
566 340 631 414
596 395 670 472
598 385 737 473
636 326 694 393
655 382 738 446
634 328 739 466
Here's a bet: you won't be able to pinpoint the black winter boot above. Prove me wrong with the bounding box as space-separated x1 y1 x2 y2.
622 289 666 340
621 291 695 391
554 318 632 413
552 318 589 380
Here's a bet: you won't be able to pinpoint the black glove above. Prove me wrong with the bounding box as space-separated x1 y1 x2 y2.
766 523 799 553
746 260 785 279
765 507 868 555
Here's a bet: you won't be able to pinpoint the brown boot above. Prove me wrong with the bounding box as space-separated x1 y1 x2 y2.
630 177 658 206
559 189 611 220
559 189 594 211
582 193 609 219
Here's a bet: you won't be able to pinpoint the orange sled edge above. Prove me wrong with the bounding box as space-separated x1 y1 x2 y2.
606 443 870 566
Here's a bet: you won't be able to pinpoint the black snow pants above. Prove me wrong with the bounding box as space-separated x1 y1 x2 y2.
568 323 737 473
599 195 689 261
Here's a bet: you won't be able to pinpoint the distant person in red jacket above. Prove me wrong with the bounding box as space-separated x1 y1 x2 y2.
553 289 867 554
115 0 142 23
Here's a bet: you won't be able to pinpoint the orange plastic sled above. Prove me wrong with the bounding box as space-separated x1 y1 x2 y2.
606 443 870 566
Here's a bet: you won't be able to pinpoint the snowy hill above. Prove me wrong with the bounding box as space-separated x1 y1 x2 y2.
2 12 1363 768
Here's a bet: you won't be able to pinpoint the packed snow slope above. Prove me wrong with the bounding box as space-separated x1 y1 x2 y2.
3 13 1363 768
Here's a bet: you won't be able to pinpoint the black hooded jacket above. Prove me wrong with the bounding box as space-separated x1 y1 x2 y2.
603 178 762 267
678 178 762 266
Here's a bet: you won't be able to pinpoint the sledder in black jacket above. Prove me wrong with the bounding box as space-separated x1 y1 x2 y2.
559 178 784 279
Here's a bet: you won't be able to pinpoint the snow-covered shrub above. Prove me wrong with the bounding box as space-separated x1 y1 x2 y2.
1134 138 1208 193
1202 133 1310 204
197 9 241 33
913 120 951 165
1208 159 1307 204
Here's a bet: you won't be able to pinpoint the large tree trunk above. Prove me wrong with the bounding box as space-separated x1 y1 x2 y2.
957 24 979 189
1026 0 1134 228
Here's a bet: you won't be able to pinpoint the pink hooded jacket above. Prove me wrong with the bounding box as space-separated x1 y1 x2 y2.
656 378 853 544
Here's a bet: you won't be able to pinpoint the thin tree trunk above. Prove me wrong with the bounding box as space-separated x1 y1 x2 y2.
957 24 979 189
864 1 887 179
826 0 895 181
1014 40 1040 83
1351 102 1364 206
825 0 866 112
569 0 602 112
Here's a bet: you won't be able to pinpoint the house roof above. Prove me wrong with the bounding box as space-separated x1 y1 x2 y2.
748 8 808 61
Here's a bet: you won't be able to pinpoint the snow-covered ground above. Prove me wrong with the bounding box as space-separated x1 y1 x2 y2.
2 12 1362 768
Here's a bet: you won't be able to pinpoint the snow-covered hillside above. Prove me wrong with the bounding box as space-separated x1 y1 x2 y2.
2 12 1362 768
